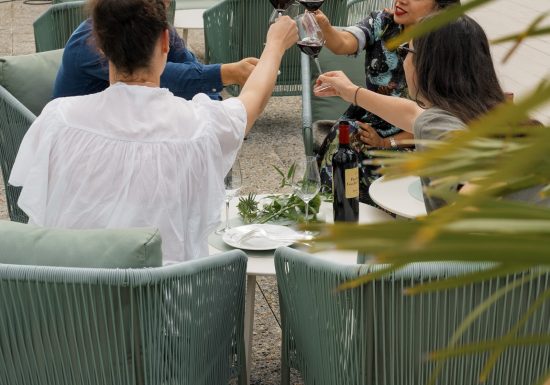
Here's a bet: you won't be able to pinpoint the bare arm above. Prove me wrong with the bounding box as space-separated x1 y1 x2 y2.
315 71 424 132
237 16 298 135
315 11 358 55
220 57 259 87
353 87 423 132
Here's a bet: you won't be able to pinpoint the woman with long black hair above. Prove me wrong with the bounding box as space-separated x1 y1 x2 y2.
314 15 507 211
314 0 461 205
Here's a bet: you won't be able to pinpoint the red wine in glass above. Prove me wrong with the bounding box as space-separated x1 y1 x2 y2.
297 12 325 74
298 0 324 12
297 38 323 57
269 0 295 14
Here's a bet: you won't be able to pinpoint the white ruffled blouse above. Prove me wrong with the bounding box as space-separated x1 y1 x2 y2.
9 83 246 264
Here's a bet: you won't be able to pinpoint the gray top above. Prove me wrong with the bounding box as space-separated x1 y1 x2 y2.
413 107 550 211
413 107 465 212
413 107 465 150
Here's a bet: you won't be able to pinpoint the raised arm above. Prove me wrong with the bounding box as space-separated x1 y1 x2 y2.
237 16 298 134
315 71 424 132
164 27 259 98
314 11 359 55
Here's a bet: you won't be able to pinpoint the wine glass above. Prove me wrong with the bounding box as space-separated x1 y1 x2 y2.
292 156 321 226
269 1 301 24
296 12 325 75
298 0 324 12
268 0 296 20
216 159 243 234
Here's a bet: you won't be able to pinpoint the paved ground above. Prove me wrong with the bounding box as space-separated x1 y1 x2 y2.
1 1 549 384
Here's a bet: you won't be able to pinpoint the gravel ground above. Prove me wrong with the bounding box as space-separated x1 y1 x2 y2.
0 12 304 384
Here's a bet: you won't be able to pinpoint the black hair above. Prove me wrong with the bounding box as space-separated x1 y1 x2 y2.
435 0 460 9
90 0 168 76
412 14 505 123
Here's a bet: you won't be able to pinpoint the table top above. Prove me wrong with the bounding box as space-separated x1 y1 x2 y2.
369 176 427 219
174 9 205 29
208 196 394 276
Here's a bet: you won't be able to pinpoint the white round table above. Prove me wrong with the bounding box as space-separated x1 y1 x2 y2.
208 196 393 383
369 176 427 219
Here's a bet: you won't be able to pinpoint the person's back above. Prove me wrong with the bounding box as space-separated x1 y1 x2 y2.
11 83 244 262
10 0 298 263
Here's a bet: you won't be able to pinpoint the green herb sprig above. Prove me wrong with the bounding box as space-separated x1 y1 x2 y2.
236 164 326 224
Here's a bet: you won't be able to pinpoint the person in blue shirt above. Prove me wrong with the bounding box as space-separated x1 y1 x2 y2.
53 18 258 100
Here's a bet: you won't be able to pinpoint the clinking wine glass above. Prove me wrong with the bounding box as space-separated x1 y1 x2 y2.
298 0 324 12
269 1 301 24
269 0 296 20
292 156 321 227
296 12 325 75
216 159 243 234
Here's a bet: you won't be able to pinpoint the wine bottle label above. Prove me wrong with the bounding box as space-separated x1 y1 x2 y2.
345 168 359 198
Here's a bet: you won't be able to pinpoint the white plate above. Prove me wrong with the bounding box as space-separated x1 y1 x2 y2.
222 224 298 251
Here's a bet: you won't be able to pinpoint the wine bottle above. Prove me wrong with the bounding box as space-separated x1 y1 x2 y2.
332 121 359 222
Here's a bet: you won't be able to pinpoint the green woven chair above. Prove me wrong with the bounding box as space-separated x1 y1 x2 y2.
33 1 88 53
0 220 248 385
346 0 394 24
203 0 350 97
0 49 64 223
275 247 550 385
35 1 176 53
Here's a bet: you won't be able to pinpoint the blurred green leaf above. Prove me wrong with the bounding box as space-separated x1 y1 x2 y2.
479 287 550 381
429 335 550 360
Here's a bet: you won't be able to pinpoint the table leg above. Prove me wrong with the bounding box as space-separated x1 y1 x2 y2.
244 274 256 385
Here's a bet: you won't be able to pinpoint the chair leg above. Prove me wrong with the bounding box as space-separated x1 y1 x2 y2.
280 344 291 385
238 336 248 385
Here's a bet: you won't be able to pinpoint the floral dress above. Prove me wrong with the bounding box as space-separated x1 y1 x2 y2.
316 10 410 205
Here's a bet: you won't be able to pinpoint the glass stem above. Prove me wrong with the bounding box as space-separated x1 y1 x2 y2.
224 199 230 231
305 201 309 225
314 58 322 75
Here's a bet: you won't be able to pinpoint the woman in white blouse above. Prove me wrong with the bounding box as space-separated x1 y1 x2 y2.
9 0 298 264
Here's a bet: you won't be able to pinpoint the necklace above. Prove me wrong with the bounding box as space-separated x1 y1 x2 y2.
116 79 158 87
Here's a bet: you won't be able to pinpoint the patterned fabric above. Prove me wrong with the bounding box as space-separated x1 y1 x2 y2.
317 10 410 205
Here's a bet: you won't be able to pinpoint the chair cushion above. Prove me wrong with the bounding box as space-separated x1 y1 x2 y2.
0 49 63 116
311 49 366 122
0 220 162 268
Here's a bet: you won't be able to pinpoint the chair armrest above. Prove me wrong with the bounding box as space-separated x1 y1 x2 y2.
0 86 35 223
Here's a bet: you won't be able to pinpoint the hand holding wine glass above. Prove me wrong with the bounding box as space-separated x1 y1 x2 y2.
266 14 300 51
313 70 356 98
292 156 321 226
296 12 325 75
217 159 243 234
